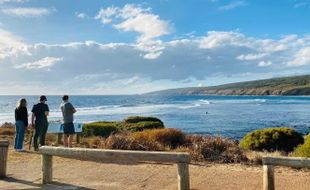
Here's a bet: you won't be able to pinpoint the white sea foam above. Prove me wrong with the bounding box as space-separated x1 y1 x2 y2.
198 99 211 104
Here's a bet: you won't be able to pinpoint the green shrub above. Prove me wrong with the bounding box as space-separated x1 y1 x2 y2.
240 127 304 152
293 135 310 158
123 116 164 125
83 122 118 137
120 121 164 132
82 117 164 137
132 128 185 148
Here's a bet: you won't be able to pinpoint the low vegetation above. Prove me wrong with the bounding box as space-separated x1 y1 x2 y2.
132 128 185 148
239 127 304 152
82 128 247 163
83 116 164 137
123 116 164 125
83 122 118 137
293 135 310 158
1 118 309 164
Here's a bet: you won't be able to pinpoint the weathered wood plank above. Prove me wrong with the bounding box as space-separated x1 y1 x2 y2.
177 163 190 190
262 156 310 168
39 146 190 163
42 154 53 184
0 140 9 178
263 165 274 190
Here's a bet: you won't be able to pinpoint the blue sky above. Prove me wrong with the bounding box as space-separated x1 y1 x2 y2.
0 0 310 94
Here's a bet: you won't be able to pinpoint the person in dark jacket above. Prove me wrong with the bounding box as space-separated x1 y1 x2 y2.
31 95 49 151
14 98 28 152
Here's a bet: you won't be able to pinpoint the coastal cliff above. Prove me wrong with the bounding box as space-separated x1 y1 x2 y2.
148 75 310 96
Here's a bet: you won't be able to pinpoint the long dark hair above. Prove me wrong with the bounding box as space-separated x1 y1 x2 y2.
16 98 27 109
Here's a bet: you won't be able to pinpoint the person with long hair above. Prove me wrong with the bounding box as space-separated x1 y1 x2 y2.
14 98 28 152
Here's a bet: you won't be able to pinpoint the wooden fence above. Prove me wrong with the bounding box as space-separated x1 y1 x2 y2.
262 156 310 190
39 146 191 190
0 140 9 178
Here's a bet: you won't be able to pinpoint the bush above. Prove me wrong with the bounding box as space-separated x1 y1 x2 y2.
103 133 163 151
240 127 304 152
121 121 164 132
0 127 15 136
123 116 164 125
83 122 118 137
293 135 310 158
132 128 185 148
185 135 247 163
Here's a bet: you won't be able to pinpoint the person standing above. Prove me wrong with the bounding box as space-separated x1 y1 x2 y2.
14 98 29 152
60 95 76 148
31 95 49 151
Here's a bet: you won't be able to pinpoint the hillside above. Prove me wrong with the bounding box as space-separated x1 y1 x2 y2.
148 75 310 96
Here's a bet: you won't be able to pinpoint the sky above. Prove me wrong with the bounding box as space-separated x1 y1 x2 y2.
1 0 310 95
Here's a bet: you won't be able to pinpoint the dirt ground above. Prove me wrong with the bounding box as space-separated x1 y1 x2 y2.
0 148 309 190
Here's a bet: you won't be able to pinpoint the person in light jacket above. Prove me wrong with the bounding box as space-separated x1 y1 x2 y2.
60 95 76 148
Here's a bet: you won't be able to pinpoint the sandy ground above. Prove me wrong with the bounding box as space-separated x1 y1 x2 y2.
0 148 309 190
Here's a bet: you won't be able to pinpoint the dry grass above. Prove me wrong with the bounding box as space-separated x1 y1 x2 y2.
0 127 15 136
0 122 15 136
1 123 295 164
183 135 248 163
245 150 287 165
131 128 185 148
103 133 164 151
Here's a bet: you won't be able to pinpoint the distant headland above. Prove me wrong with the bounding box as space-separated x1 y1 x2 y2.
147 75 310 96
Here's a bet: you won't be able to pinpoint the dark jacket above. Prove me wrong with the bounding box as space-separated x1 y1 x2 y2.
15 107 28 126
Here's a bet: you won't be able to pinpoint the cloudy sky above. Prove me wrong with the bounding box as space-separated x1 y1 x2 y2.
1 0 310 95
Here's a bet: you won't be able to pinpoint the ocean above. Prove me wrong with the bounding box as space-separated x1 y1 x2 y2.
1 95 310 139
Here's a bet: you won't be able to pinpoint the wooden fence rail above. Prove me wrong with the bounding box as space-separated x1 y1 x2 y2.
262 156 310 190
39 146 191 190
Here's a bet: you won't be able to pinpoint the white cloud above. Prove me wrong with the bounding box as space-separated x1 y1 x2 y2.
95 4 172 59
75 12 88 19
0 28 29 60
218 1 247 11
95 6 118 24
2 7 53 17
287 47 310 66
237 53 267 61
1 29 310 94
0 0 28 4
198 31 248 49
258 61 272 67
14 57 63 70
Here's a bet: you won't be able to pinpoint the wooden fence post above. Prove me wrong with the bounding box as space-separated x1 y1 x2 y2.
76 133 80 144
0 140 9 178
57 133 62 145
177 163 190 190
263 165 275 190
42 154 53 184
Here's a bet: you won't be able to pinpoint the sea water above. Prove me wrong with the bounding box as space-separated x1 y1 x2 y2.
1 95 309 139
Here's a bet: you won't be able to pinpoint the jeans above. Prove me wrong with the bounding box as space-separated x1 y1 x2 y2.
33 122 48 149
14 121 25 150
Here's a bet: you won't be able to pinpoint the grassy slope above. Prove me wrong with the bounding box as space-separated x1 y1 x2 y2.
147 75 310 96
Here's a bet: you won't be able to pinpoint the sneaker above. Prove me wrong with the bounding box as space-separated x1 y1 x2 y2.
15 149 26 152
